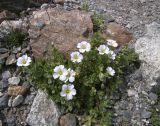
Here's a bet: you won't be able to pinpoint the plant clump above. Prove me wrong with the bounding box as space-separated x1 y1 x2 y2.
27 32 139 125
5 30 26 48
91 13 105 32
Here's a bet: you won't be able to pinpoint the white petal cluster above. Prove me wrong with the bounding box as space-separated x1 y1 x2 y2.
97 45 110 55
53 65 76 83
108 50 116 60
65 68 76 83
106 67 115 76
53 65 68 81
107 39 118 47
17 55 32 67
77 41 91 53
60 84 76 100
71 52 83 63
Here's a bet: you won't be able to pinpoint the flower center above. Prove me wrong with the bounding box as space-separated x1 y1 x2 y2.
74 55 79 60
22 59 27 64
58 69 63 75
101 48 106 53
65 89 71 94
81 44 86 49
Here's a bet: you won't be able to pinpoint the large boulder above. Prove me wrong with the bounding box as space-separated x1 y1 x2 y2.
26 90 60 126
114 22 160 125
29 8 93 58
135 22 160 86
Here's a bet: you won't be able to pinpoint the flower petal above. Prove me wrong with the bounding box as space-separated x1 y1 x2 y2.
71 89 76 95
66 94 73 100
68 84 74 90
53 73 59 79
62 84 68 90
60 91 66 97
69 77 75 83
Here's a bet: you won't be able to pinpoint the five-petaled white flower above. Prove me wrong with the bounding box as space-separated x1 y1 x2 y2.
60 84 76 100
97 45 110 55
77 41 91 53
107 39 118 48
71 52 83 63
53 65 68 81
65 68 76 83
106 67 115 76
17 54 32 67
108 50 116 60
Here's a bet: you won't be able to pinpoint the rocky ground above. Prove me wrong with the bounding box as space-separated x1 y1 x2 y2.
0 0 160 126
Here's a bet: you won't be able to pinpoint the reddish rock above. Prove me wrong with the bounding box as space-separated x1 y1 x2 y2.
7 86 28 96
103 23 133 45
60 113 77 126
29 8 93 58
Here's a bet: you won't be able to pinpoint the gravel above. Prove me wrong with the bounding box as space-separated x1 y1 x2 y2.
78 0 160 38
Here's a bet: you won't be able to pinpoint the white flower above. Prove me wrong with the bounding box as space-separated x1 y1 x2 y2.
17 54 31 67
53 65 68 81
108 50 116 60
65 68 76 83
77 41 91 53
71 52 83 63
97 45 110 55
107 39 118 47
106 67 115 76
60 84 76 100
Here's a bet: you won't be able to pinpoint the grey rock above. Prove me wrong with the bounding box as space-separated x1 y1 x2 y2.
148 92 157 101
12 95 23 107
23 94 36 105
26 90 60 126
0 79 8 91
123 111 131 121
41 3 49 9
2 71 11 79
155 105 160 112
139 0 146 3
0 48 8 53
0 120 2 126
0 94 8 108
6 116 16 126
0 21 12 40
127 89 137 97
22 81 31 90
0 92 3 97
60 113 77 126
0 53 9 60
8 77 20 85
6 54 16 65
12 47 21 54
8 97 13 107
141 110 151 119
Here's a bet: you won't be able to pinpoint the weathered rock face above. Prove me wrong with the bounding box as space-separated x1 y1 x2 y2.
26 90 60 126
103 23 133 45
29 8 93 58
114 22 160 125
135 22 160 85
